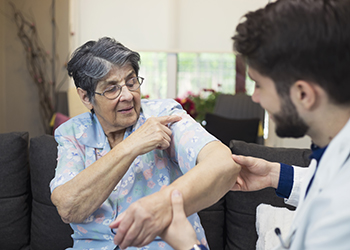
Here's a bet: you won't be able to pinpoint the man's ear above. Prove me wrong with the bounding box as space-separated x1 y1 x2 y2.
290 80 319 111
77 88 93 110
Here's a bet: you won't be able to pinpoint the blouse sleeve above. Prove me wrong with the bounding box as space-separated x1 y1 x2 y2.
164 99 218 174
49 126 87 193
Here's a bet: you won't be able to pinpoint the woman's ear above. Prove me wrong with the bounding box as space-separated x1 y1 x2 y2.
290 80 319 111
77 88 93 110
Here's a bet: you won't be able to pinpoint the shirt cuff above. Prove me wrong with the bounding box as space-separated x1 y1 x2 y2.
276 163 294 198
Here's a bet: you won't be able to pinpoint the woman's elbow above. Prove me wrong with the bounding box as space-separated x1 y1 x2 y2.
56 206 75 224
51 190 82 224
218 144 241 174
229 156 241 174
221 156 241 182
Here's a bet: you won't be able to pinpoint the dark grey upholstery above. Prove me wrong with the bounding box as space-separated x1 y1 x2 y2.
198 196 226 250
0 132 73 250
229 139 312 165
29 134 73 250
0 132 31 250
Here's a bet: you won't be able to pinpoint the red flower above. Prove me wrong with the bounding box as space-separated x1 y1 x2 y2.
175 97 197 119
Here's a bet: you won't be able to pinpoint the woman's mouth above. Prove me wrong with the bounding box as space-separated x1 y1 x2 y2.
118 107 134 113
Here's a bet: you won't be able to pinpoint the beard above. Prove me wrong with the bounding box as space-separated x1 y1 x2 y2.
272 96 309 138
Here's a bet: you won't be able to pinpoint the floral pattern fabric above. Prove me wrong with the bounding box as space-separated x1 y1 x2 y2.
50 99 217 250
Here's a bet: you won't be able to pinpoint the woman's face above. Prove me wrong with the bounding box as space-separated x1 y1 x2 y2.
92 64 141 134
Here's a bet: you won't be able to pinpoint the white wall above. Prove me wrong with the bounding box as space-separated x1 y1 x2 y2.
176 0 268 53
71 0 268 53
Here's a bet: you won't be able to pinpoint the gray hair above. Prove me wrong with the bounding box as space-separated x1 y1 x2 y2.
67 37 141 103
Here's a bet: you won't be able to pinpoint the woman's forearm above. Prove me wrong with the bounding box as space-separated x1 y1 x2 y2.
51 141 137 223
165 141 240 216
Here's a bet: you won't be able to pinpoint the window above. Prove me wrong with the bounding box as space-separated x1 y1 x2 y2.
138 52 167 99
138 52 255 99
177 53 236 97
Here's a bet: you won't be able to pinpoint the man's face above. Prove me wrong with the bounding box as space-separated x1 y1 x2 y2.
249 67 309 138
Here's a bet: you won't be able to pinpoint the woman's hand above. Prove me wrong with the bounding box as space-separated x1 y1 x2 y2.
123 115 182 156
231 154 281 191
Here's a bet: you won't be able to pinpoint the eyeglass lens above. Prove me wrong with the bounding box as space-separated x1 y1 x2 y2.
104 77 143 99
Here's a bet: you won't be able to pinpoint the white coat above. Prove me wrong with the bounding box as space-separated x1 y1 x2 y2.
274 117 350 250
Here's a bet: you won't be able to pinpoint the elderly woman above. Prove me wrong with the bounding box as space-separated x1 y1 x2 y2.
50 37 239 250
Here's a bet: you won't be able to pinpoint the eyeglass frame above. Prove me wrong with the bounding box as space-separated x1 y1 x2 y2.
94 76 144 100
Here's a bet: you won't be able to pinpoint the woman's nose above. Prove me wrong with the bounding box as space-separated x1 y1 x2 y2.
119 85 133 101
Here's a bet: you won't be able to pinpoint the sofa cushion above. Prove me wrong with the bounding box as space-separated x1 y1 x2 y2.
198 196 226 250
0 131 30 198
29 134 73 250
31 200 73 250
30 134 59 205
0 132 30 250
0 195 31 250
226 140 312 250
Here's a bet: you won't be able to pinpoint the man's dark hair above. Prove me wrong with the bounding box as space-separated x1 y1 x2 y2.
233 0 350 104
67 37 141 102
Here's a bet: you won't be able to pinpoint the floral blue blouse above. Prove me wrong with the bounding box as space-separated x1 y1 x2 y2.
50 99 217 250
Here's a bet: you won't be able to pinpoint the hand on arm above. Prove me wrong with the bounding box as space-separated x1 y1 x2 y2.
159 190 199 250
109 189 173 247
51 115 182 224
110 141 241 249
230 154 281 191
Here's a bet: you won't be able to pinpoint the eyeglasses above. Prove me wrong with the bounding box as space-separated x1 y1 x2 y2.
94 76 144 100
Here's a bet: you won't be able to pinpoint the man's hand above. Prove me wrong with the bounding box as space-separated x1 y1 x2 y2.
159 190 199 250
231 154 281 191
109 189 172 249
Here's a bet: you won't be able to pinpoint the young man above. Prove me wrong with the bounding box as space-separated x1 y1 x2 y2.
160 0 350 249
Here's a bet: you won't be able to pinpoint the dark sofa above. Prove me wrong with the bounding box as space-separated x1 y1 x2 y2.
0 132 73 250
0 132 311 250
